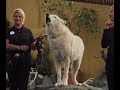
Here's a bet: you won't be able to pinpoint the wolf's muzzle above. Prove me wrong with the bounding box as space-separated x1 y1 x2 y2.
46 14 51 22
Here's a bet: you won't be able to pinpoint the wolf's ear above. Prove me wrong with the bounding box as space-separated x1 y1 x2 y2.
62 19 67 25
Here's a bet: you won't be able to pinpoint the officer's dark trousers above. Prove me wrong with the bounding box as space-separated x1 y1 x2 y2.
6 53 31 90
105 56 114 90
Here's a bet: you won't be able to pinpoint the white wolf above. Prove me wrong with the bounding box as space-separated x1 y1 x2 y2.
45 14 84 86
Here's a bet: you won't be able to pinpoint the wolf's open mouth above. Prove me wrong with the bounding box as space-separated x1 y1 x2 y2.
46 19 51 22
46 14 51 22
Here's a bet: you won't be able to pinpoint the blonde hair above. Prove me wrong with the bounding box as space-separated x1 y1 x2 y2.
13 8 25 24
110 5 114 11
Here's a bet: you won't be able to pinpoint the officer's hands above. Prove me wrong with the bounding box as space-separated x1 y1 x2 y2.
105 19 114 29
19 45 29 51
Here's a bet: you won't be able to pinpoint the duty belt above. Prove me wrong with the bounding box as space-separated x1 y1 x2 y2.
13 53 24 58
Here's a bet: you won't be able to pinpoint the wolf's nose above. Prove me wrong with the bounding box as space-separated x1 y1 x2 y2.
46 14 51 22
46 13 49 16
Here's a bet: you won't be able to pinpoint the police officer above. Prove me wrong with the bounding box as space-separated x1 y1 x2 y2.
101 5 114 90
6 8 36 90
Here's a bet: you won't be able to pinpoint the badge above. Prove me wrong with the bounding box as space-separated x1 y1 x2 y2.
10 31 15 35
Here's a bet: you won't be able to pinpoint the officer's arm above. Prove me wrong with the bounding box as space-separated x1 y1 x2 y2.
6 39 29 51
6 39 20 50
29 30 37 51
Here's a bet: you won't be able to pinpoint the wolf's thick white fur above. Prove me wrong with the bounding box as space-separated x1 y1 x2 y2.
45 14 84 86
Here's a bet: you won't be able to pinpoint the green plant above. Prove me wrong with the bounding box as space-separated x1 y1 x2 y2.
76 8 100 33
44 0 48 4
41 0 100 34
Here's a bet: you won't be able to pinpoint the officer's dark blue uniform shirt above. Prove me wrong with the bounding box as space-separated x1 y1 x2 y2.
6 25 34 53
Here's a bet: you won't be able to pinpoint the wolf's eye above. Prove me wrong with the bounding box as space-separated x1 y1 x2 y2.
54 17 56 18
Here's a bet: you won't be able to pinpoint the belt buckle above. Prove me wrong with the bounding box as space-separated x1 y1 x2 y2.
14 53 20 58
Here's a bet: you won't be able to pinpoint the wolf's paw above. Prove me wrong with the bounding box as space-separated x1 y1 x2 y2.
59 81 68 86
55 82 61 86
73 80 82 86
76 83 82 86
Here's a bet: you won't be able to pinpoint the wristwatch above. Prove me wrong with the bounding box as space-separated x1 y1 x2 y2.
17 46 20 50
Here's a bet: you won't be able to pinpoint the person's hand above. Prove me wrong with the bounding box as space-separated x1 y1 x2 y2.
105 19 114 29
19 45 29 51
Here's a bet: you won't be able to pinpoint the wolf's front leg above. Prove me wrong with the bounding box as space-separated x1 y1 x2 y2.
54 58 62 86
60 57 71 86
